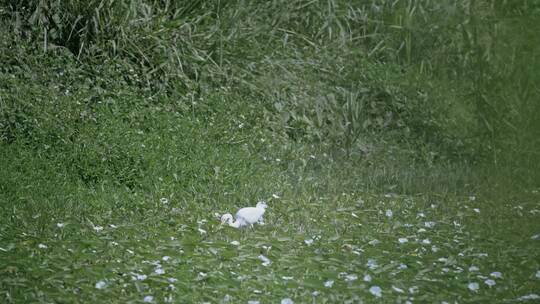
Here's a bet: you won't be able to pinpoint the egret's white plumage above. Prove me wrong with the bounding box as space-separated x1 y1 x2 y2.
221 201 268 228
220 213 240 228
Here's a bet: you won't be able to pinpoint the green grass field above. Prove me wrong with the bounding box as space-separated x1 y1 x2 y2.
1 0 539 302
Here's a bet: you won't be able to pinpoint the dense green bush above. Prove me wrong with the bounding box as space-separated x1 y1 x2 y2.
1 0 538 178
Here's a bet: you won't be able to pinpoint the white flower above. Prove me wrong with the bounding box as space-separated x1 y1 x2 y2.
93 225 103 232
469 266 479 272
363 274 372 282
38 243 47 249
304 239 314 245
155 267 165 275
422 239 431 245
344 274 357 282
473 208 480 213
132 273 147 281
162 256 171 261
469 196 476 201
324 280 334 287
229 240 240 246
490 271 502 279
531 234 539 240
385 210 393 217
369 286 382 297
516 294 539 301
467 282 479 291
367 259 378 270
312 291 320 296
398 238 408 244
368 239 380 246
398 263 408 270
143 295 154 303
424 221 435 228
160 198 169 204
281 298 293 304
167 277 178 283
56 223 65 228
484 279 496 287
258 255 271 266
417 212 426 218
95 280 107 289
408 286 419 294
431 245 439 252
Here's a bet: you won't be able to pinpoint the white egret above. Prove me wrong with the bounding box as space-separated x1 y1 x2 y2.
220 214 240 228
221 201 268 228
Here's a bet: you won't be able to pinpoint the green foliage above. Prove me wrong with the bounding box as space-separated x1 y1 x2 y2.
3 0 538 163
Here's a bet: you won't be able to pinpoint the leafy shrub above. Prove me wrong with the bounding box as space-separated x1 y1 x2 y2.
1 0 538 176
